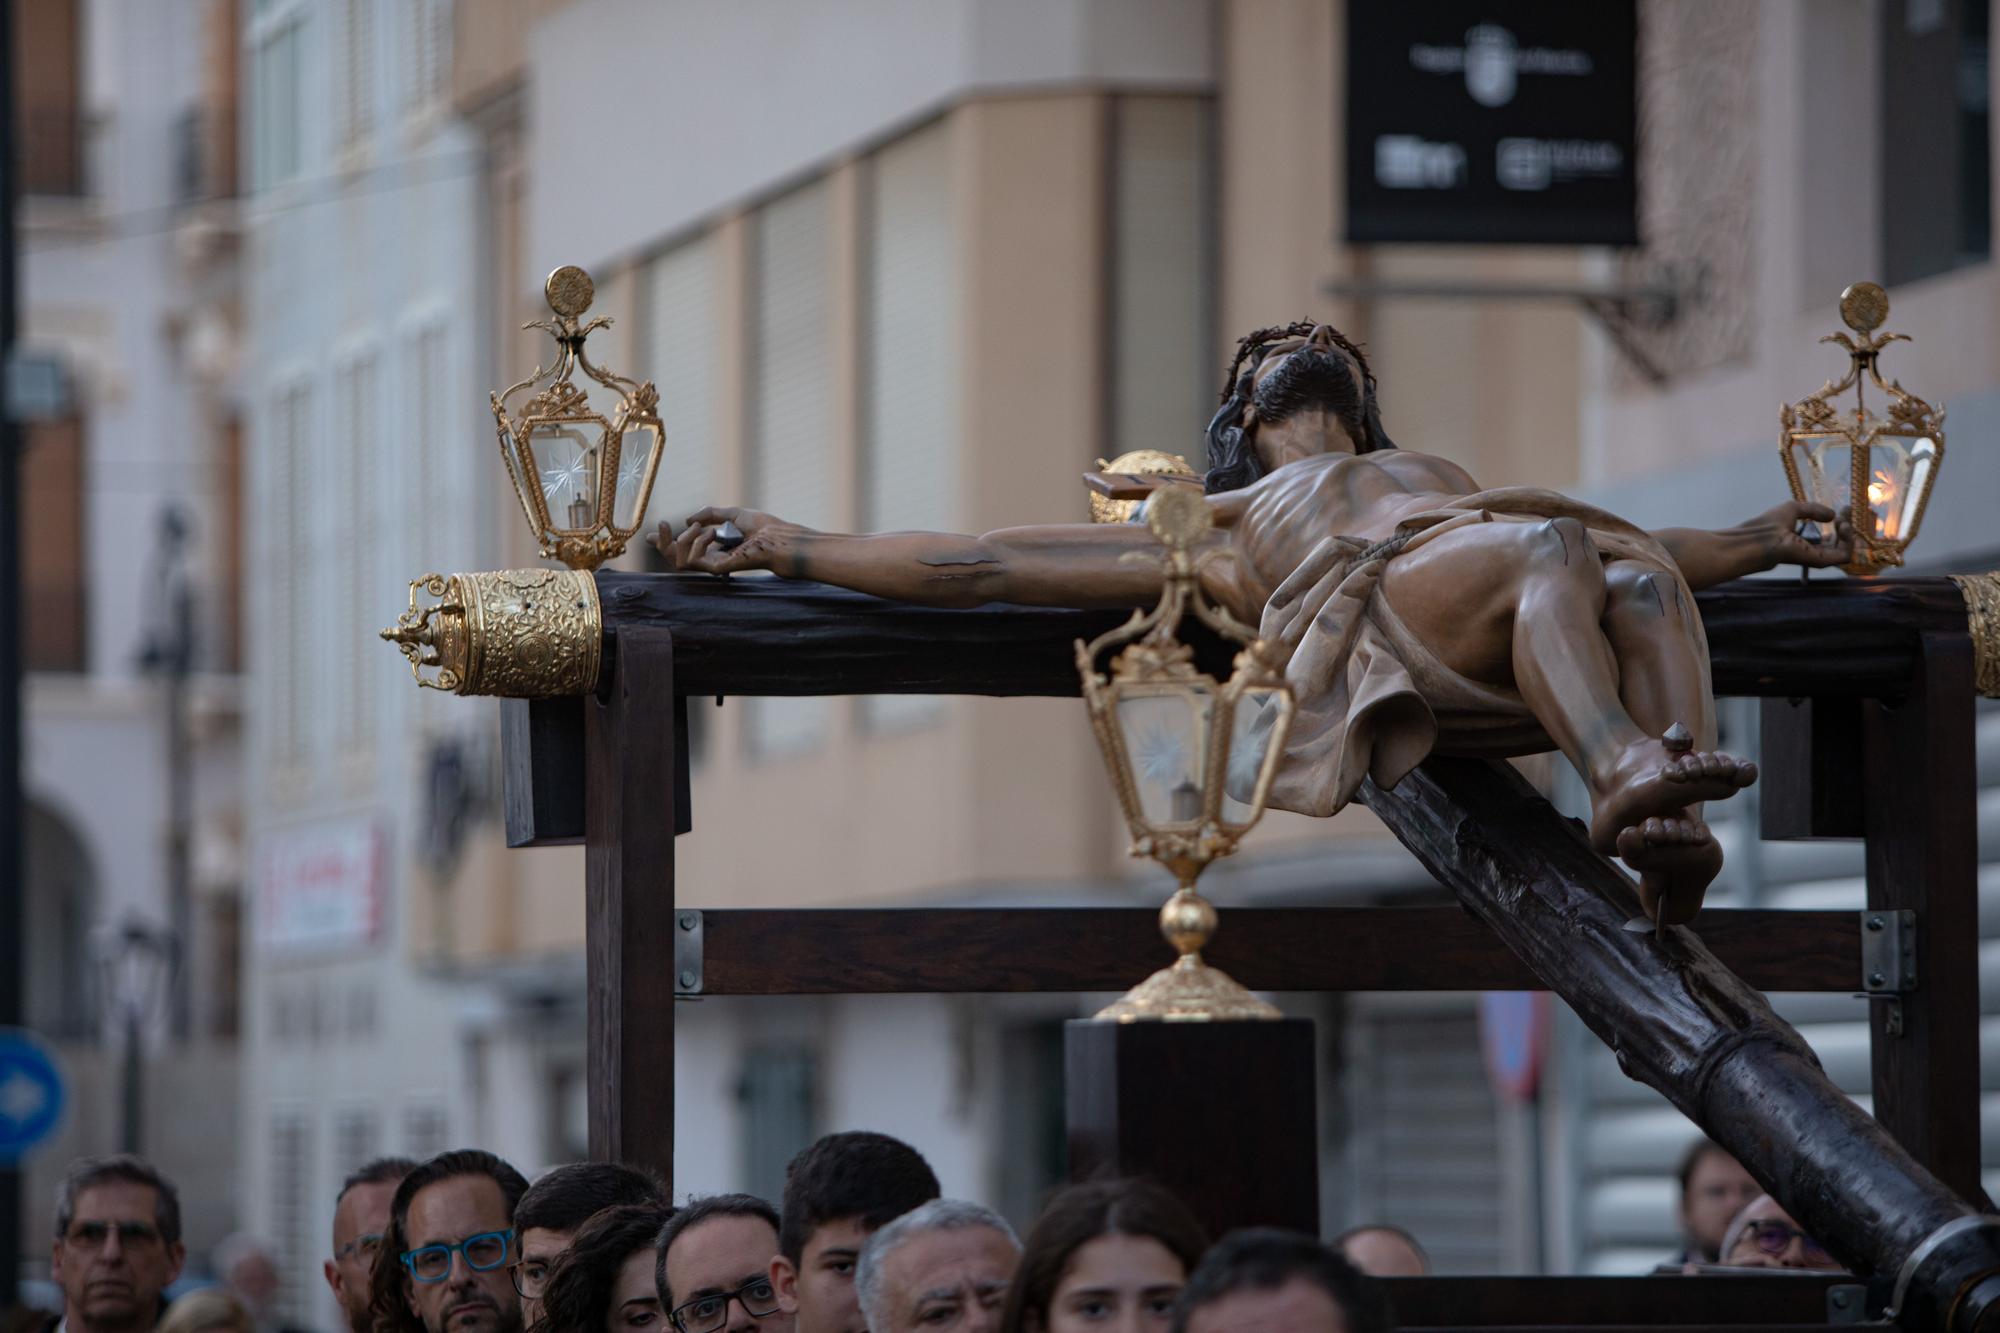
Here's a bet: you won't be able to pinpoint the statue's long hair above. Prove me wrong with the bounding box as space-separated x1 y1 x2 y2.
1205 320 1396 495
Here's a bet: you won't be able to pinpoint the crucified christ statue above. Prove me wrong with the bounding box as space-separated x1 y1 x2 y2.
657 321 1853 924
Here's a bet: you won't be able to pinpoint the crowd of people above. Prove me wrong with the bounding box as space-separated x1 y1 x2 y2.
23 1134 1842 1333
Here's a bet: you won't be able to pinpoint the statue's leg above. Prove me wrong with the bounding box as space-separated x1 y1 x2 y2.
1600 560 1716 747
1378 518 1752 911
1599 560 1729 924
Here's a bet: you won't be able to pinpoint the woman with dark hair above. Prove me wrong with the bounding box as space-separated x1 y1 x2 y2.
997 1179 1208 1333
532 1204 675 1333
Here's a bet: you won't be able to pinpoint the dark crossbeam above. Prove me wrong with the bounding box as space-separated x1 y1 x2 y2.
596 569 1972 699
693 907 1859 994
1359 756 2000 1332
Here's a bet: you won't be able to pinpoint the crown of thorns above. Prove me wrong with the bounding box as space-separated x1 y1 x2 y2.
1220 320 1376 404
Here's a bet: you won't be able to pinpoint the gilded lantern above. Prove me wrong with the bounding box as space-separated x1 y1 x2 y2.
493 265 666 570
1780 282 1944 575
1075 487 1296 1021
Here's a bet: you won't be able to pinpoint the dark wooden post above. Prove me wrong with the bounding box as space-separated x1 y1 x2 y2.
584 627 679 1183
1864 632 1983 1203
1066 1019 1319 1240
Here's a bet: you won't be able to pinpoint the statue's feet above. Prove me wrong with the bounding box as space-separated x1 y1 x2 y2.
1589 731 1756 856
1616 815 1722 926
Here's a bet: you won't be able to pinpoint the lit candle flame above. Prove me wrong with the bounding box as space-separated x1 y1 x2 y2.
1867 469 1900 538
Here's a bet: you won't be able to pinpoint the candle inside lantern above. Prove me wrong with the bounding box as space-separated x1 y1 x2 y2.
1170 779 1202 824
1868 469 1900 539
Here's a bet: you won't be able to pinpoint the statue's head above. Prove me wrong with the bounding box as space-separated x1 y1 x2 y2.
1205 321 1395 494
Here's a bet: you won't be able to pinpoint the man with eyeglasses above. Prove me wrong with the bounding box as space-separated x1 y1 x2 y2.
47 1156 187 1333
1717 1195 1845 1272
511 1162 666 1329
656 1195 792 1333
366 1149 531 1333
323 1157 417 1333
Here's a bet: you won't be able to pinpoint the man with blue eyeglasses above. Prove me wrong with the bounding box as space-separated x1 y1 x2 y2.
366 1150 531 1333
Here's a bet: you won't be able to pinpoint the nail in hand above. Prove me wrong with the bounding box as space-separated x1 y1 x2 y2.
715 520 745 551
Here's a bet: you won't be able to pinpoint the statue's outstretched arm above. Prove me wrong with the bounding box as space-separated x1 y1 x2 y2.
656 506 1177 610
1649 500 1854 590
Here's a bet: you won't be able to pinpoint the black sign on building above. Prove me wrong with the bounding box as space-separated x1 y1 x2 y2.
1345 2 1639 246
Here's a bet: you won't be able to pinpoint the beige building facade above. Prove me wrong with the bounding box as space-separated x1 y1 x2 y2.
236 0 2000 1295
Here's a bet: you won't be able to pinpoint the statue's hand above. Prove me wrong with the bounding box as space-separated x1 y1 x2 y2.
1749 500 1853 570
656 506 800 575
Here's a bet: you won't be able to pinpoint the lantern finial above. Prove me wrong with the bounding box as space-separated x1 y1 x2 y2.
1840 280 1888 334
1780 283 1944 575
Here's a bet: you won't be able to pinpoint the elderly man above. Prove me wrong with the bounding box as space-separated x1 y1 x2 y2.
656 1194 793 1333
324 1157 418 1333
1172 1230 1386 1333
666 321 1853 925
854 1201 1019 1333
366 1149 530 1333
1717 1195 1843 1271
48 1156 187 1333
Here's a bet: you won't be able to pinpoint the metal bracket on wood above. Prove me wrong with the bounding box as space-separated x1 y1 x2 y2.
1861 910 1918 993
675 910 703 998
1859 909 1917 1037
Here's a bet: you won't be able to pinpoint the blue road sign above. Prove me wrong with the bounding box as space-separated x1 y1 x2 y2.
0 1027 67 1162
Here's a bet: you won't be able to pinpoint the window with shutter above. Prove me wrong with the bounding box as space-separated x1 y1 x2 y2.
403 0 449 113
269 381 313 773
859 123 956 733
269 1110 312 1322
744 182 835 760
251 6 305 189
21 414 85 672
640 235 720 557
335 350 379 756
1110 97 1214 463
1342 1002 1506 1274
333 1105 379 1175
338 0 373 151
403 1100 449 1158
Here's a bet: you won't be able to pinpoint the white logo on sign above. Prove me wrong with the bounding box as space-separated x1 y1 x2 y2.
1376 135 1468 190
1496 137 1625 190
1464 24 1518 107
1408 28 1595 108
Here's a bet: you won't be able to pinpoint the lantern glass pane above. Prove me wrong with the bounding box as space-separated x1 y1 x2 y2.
1789 432 1854 514
1218 684 1290 832
532 422 602 532
614 419 662 530
1115 684 1214 828
1863 433 1936 543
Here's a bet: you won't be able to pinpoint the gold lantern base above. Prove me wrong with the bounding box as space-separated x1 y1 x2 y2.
1093 955 1283 1023
1093 885 1282 1023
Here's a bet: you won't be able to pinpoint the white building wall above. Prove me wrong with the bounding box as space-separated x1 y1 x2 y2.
241 0 501 1323
523 0 1213 281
